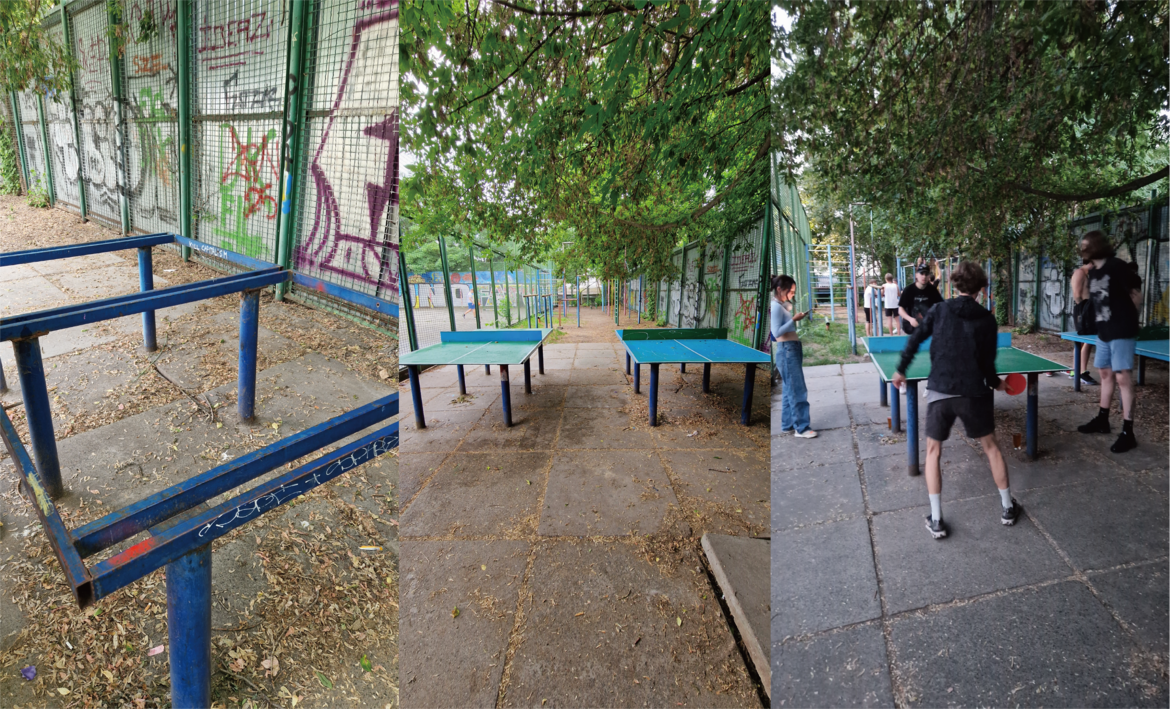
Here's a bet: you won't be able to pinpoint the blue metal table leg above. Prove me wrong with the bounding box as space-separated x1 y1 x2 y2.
680 363 686 374
500 364 513 427
879 377 888 406
538 344 544 374
137 247 157 352
906 380 919 475
237 290 260 422
524 359 532 394
741 364 756 426
1138 355 1146 386
649 363 659 426
0 358 6 393
890 382 901 433
485 364 490 375
1073 344 1081 392
1026 373 1038 460
13 338 63 498
408 365 426 429
702 363 711 393
626 352 630 375
166 544 211 709
633 362 640 394
456 365 466 395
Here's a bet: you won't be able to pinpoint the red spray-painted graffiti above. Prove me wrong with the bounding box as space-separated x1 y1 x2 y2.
221 125 279 221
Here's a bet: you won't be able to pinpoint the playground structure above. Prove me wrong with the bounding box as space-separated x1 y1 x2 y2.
0 235 399 707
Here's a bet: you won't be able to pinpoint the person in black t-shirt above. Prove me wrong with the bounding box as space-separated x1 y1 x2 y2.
1076 230 1143 453
898 265 945 335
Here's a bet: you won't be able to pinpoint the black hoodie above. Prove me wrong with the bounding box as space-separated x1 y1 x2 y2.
896 296 1002 397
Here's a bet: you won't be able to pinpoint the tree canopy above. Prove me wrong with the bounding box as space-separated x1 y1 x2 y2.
402 0 769 281
0 0 74 94
773 0 1169 266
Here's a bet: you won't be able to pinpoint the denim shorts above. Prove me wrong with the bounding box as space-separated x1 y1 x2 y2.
1094 338 1136 371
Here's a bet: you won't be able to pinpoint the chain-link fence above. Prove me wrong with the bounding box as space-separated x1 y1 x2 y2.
15 91 48 198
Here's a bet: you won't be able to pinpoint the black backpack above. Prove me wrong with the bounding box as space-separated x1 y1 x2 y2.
1074 298 1096 336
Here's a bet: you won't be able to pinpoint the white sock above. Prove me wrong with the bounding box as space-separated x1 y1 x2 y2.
999 487 1012 509
929 493 942 522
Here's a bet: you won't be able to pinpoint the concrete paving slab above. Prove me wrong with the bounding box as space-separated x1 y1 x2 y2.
652 409 767 450
488 385 567 412
563 384 628 408
661 448 770 533
539 450 674 536
851 401 900 427
459 407 563 452
860 444 996 514
427 386 502 413
26 251 125 275
567 367 627 386
52 264 168 300
0 263 39 282
888 581 1161 707
803 364 842 379
1025 478 1169 570
772 623 894 708
808 404 851 431
1088 559 1169 654
500 539 760 708
555 407 643 450
855 424 926 461
575 355 620 369
398 408 484 453
400 539 531 708
1134 469 1168 496
772 517 881 638
841 363 873 376
871 497 1070 614
772 426 856 471
702 534 770 696
399 451 449 505
772 461 865 530
404 451 550 537
0 275 69 315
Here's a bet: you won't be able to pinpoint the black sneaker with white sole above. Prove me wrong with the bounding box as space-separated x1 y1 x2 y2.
1079 371 1099 386
924 514 948 539
1001 499 1022 526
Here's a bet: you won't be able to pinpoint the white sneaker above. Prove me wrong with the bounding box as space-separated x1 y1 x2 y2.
794 429 818 438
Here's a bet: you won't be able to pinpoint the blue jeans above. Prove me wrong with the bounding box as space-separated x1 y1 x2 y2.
776 340 811 433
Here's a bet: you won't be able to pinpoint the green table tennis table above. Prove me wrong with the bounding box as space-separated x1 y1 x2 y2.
864 333 1066 474
1059 331 1169 389
400 329 553 428
616 328 771 426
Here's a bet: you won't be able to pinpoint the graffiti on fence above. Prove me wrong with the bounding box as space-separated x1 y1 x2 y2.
197 11 274 71
294 5 399 294
1038 258 1066 332
214 124 279 257
1016 254 1037 326
74 13 123 221
45 94 81 205
729 292 758 346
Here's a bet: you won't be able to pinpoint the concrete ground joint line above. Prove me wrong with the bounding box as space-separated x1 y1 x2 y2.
493 538 540 709
775 616 886 646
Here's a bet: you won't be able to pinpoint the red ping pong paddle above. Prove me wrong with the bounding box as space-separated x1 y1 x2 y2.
1003 372 1026 396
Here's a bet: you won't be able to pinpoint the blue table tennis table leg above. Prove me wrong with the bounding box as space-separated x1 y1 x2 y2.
1073 344 1081 392
1026 373 1038 460
633 361 640 394
741 364 756 426
1137 355 1146 386
138 247 157 352
524 359 532 394
626 352 630 375
879 377 887 406
167 543 212 709
538 344 544 374
408 365 426 429
485 365 490 375
906 380 919 475
13 337 63 498
680 363 686 373
238 289 260 422
0 358 6 394
500 364 513 426
890 382 901 433
649 363 659 426
702 363 711 393
456 365 467 395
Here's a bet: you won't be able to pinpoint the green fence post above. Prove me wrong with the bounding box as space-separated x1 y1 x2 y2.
106 0 130 235
274 0 311 299
59 6 87 220
469 244 482 329
35 95 55 207
399 249 418 351
176 0 192 259
756 197 773 350
1033 251 1042 329
438 235 457 331
10 93 29 192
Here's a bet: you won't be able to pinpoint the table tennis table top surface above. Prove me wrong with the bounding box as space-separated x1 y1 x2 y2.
400 329 552 366
1059 331 1169 361
864 334 1066 382
616 328 771 365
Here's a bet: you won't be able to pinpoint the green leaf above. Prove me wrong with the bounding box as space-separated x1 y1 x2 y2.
316 671 333 689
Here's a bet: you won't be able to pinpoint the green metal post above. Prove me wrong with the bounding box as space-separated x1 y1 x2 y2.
1033 250 1042 329
438 235 457 331
1012 249 1019 325
274 0 311 300
399 249 418 351
176 0 193 259
11 93 30 191
756 198 774 350
469 244 482 329
717 243 731 329
487 252 499 327
677 248 687 328
36 95 55 207
60 7 88 220
106 0 130 234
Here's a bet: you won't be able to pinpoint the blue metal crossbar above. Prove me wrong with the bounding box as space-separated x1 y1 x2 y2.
174 234 280 273
0 233 173 266
291 271 400 319
1 269 288 341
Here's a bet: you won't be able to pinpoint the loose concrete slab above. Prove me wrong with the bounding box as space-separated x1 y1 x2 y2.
772 461 865 530
772 517 881 638
397 451 448 506
888 581 1162 707
500 539 760 708
1088 558 1169 654
772 623 894 708
400 540 531 708
539 450 674 536
702 534 770 696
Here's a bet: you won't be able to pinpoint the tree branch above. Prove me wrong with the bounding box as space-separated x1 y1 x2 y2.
969 165 1169 202
492 0 635 19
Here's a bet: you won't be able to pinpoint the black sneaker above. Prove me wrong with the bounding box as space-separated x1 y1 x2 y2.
1110 429 1138 453
1079 371 1099 386
924 514 948 539
1001 499 1022 526
1078 413 1111 434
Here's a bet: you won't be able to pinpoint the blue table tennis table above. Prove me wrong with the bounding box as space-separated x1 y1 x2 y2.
1060 331 1169 389
616 328 771 426
400 329 553 428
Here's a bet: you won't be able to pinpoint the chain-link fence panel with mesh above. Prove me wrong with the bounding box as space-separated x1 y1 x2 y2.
15 91 48 198
70 1 122 227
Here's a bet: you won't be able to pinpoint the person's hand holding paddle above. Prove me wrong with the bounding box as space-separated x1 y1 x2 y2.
892 371 906 388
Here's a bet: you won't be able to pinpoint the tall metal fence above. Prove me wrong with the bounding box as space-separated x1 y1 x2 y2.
772 153 814 334
6 0 399 333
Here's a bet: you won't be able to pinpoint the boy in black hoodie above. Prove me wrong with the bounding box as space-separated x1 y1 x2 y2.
892 261 1021 539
